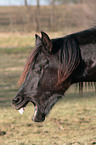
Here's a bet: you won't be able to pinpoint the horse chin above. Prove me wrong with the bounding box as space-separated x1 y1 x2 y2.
32 102 45 122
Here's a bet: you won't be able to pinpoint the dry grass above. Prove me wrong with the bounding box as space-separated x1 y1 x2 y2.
0 27 86 49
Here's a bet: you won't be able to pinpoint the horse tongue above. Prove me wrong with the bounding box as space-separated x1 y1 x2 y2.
18 107 25 114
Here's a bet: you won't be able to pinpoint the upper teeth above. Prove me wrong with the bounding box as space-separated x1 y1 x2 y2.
18 108 25 114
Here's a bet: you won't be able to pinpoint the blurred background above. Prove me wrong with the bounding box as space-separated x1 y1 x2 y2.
0 0 96 144
0 0 96 32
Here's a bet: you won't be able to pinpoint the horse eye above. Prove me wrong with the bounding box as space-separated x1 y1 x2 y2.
35 66 42 73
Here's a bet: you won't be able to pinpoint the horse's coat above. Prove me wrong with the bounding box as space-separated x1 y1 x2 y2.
12 28 96 122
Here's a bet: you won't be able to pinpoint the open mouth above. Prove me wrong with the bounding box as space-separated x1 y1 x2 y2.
12 97 45 122
18 102 45 122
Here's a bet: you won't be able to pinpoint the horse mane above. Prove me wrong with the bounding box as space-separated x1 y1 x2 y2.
57 38 80 86
18 44 42 86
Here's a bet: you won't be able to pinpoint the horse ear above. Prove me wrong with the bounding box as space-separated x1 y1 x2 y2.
41 31 52 54
35 34 42 46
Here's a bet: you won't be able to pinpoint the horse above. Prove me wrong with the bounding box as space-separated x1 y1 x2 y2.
12 28 96 122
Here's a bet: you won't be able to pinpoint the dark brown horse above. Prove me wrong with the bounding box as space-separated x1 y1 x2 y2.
12 28 96 122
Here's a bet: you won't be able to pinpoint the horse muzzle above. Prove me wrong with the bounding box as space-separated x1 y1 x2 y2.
12 96 29 110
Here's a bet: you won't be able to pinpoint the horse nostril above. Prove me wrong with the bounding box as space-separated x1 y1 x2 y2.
12 98 20 104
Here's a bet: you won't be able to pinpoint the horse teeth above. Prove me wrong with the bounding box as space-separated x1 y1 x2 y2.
18 108 25 114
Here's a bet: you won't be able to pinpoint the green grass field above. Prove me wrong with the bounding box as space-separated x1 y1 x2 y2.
0 32 96 145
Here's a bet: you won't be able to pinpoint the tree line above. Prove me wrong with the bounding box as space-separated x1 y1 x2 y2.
24 0 83 31
0 0 95 32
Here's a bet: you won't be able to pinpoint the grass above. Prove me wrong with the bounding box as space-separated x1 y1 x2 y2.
0 32 96 145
